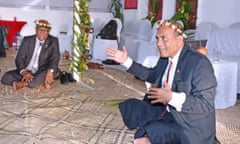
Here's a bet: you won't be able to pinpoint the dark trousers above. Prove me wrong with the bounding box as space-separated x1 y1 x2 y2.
119 98 185 144
1 69 47 88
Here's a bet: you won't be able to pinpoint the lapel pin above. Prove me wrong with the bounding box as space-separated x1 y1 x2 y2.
177 68 181 73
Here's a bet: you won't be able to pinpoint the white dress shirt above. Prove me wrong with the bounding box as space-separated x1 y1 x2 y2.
21 39 45 74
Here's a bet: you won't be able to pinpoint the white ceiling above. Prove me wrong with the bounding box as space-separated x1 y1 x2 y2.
0 0 111 12
0 0 73 10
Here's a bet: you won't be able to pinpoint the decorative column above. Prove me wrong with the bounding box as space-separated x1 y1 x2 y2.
71 0 92 82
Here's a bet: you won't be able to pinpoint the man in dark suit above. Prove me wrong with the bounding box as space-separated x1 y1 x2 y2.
0 26 6 57
1 19 60 90
106 20 217 144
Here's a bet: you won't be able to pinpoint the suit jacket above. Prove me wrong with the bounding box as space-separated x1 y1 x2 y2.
126 44 217 144
0 27 5 57
15 34 60 73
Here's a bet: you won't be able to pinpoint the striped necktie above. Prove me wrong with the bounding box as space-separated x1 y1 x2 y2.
166 61 173 83
31 42 43 74
160 60 173 117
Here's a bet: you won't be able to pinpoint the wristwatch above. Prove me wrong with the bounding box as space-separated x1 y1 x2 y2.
49 69 54 73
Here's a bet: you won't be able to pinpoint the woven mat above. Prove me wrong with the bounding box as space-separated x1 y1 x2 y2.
0 50 145 143
216 103 240 144
0 50 239 144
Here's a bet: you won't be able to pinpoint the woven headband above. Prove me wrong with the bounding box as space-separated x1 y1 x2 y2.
35 19 51 30
157 20 187 38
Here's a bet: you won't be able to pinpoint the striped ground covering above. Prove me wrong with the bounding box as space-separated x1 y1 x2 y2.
0 49 239 144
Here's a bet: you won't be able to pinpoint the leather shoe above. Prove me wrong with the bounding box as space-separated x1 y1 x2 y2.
59 71 76 84
13 81 28 90
60 71 69 84
53 71 61 80
102 59 120 65
67 73 76 82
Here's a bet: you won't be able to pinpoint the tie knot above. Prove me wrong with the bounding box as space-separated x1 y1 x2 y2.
39 42 43 47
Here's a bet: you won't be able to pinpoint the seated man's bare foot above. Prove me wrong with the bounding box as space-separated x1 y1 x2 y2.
45 83 51 90
13 82 17 90
39 83 51 90
133 136 151 144
13 81 28 90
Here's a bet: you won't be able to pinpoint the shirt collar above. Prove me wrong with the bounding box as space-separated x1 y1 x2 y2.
169 48 182 64
36 38 45 44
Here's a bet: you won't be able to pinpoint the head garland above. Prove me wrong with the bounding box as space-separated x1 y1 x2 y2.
35 19 51 30
157 20 187 38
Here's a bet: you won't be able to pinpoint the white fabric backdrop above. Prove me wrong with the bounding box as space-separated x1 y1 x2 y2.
206 28 240 93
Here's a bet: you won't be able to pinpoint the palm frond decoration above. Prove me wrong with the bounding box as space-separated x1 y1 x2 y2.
143 0 161 27
108 0 124 22
104 99 127 107
171 0 195 30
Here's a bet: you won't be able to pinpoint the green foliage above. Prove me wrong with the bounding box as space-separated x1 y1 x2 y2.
104 99 127 107
150 0 160 14
143 0 160 27
108 0 124 22
171 0 195 30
